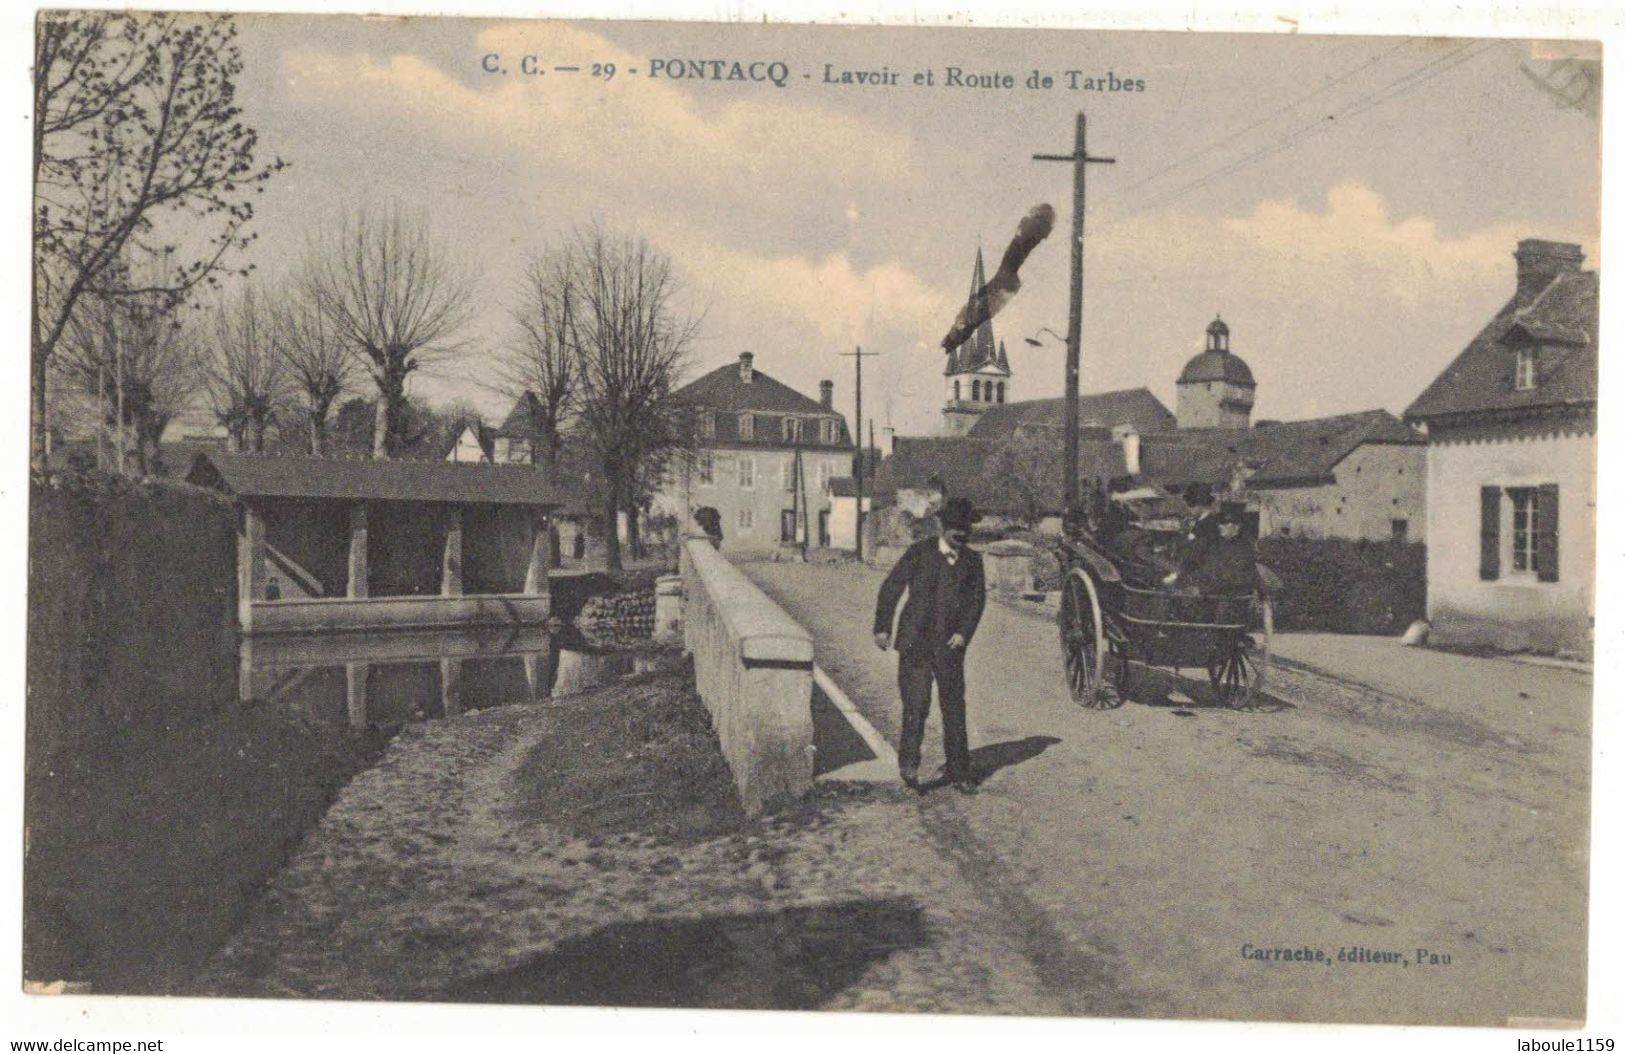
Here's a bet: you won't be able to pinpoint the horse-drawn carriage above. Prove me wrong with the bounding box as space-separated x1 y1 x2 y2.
1055 485 1276 709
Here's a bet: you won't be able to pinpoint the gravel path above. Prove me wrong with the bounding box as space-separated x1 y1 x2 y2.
197 679 1063 1013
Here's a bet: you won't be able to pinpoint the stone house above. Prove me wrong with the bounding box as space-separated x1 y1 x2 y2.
654 353 855 555
1404 239 1597 652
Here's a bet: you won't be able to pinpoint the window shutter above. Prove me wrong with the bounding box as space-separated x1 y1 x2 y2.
1536 483 1560 582
1479 486 1501 580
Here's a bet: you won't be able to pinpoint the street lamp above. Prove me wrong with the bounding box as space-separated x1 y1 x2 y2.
1023 327 1067 348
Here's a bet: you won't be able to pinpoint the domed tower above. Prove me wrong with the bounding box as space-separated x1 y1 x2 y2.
1176 316 1255 429
941 247 1013 437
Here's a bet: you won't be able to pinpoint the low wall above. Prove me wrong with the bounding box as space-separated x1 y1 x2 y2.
247 593 550 635
680 537 814 814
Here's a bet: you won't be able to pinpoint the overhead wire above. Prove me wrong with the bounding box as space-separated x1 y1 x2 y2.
1094 38 1505 235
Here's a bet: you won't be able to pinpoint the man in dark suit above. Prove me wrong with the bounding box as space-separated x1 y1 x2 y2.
872 497 987 794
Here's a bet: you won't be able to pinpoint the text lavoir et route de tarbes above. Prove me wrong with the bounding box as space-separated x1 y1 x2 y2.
479 53 1147 92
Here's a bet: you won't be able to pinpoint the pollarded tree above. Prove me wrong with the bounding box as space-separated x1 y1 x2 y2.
275 291 354 456
301 204 477 459
52 292 199 476
197 284 288 453
32 12 283 477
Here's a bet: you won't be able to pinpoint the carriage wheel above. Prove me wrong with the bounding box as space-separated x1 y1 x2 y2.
1207 597 1273 708
1059 570 1109 707
1109 636 1134 700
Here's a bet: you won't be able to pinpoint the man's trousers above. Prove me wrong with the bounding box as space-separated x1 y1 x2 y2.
897 648 972 780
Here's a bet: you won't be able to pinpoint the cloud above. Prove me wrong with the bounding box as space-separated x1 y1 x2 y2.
280 21 918 215
1068 180 1596 421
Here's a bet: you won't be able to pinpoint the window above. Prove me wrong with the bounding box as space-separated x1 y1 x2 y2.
739 413 754 441
1515 348 1537 391
504 438 530 463
696 452 714 486
997 382 1005 403
954 380 961 401
1509 488 1539 573
821 419 837 445
783 416 802 443
1481 484 1559 582
738 455 754 489
1391 518 1408 544
819 460 834 493
737 507 753 532
781 457 796 492
972 379 982 401
699 412 716 441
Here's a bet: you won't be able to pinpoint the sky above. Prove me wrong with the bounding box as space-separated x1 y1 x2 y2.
202 15 1601 440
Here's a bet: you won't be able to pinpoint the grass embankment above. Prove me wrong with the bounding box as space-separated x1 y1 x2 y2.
508 655 749 843
24 712 382 993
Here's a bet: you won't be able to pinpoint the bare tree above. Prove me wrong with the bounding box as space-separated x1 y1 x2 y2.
496 251 578 467
198 284 288 453
302 204 477 458
52 292 198 475
275 291 353 455
563 226 699 572
32 12 283 477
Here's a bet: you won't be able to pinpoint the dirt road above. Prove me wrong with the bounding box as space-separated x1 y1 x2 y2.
743 559 1591 1027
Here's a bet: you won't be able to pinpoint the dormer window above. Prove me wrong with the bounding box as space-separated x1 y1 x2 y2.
699 412 716 441
821 419 837 445
782 416 802 443
1515 348 1538 391
739 413 754 441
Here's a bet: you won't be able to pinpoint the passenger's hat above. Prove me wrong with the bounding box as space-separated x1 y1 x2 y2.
940 496 975 530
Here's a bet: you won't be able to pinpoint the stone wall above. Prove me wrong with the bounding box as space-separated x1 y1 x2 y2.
679 538 814 813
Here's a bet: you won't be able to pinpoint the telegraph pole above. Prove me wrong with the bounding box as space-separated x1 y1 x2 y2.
1034 112 1115 519
840 345 880 560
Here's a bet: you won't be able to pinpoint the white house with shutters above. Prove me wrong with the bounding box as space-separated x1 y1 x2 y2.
654 353 855 555
1405 239 1597 654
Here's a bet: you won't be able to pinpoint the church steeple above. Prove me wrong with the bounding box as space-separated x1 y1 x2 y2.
945 247 1002 376
941 246 1014 436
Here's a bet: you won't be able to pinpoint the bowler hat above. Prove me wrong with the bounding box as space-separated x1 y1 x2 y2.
940 496 975 530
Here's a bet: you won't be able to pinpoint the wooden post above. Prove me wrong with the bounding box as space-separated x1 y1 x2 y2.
441 506 464 596
348 503 369 599
238 637 256 706
525 512 552 595
346 662 368 730
440 658 463 717
239 504 267 630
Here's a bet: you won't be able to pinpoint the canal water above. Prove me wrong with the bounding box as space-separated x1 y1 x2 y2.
238 625 645 730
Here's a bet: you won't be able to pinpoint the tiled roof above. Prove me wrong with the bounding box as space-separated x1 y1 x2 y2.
496 391 548 438
1405 269 1598 421
871 433 1127 517
1137 410 1421 488
187 452 566 507
967 388 1177 439
671 361 853 449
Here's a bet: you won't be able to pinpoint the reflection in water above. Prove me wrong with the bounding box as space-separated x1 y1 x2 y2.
240 624 639 730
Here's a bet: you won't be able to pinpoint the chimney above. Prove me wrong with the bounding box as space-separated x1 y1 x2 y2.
738 352 754 384
1111 424 1141 477
819 379 834 409
1514 239 1583 304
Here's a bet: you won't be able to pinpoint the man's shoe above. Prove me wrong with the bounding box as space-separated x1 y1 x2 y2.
900 769 920 791
953 778 979 795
